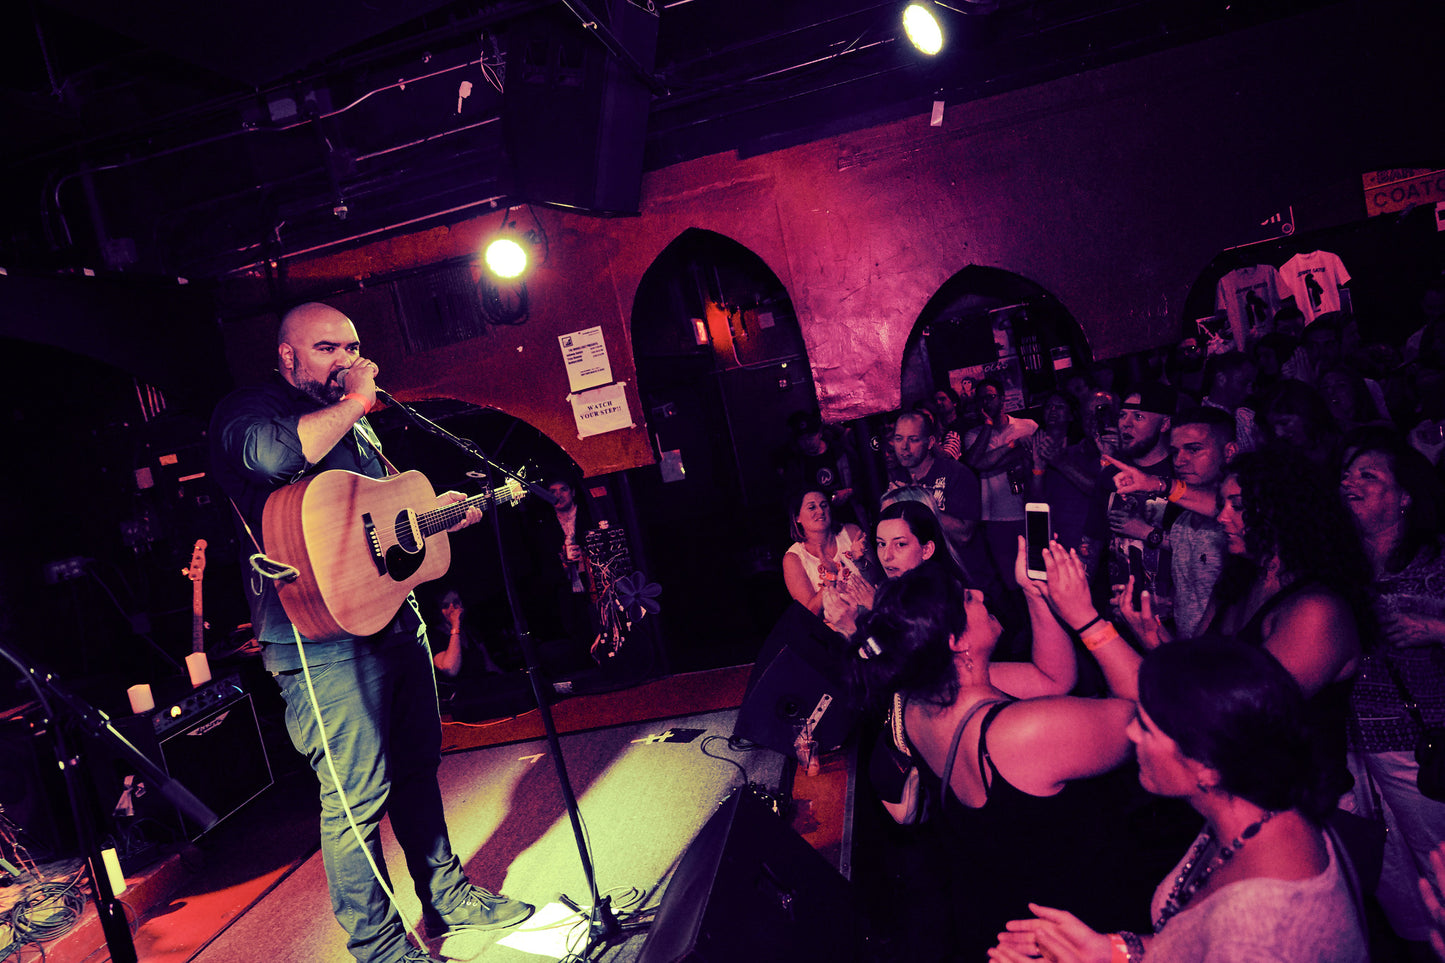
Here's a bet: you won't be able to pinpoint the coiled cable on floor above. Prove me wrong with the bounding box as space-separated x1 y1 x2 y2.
3 867 92 958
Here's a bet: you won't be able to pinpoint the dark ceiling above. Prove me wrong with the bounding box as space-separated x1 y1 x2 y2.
0 0 1339 279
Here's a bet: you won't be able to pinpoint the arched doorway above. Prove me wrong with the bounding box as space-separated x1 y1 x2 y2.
627 229 813 668
902 265 1092 412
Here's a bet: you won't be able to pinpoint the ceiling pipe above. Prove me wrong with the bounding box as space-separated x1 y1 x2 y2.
556 0 668 95
220 194 508 277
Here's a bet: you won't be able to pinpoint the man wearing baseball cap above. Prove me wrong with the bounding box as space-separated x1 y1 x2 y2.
1081 383 1177 626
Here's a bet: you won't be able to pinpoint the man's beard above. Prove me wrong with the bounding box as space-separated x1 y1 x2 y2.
296 368 345 406
1119 432 1158 459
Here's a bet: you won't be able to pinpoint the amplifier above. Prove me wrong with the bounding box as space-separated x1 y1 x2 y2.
103 689 273 840
148 673 248 737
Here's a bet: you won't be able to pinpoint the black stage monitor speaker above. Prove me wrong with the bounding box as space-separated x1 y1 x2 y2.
637 789 859 963
500 0 658 214
732 603 859 757
102 691 273 840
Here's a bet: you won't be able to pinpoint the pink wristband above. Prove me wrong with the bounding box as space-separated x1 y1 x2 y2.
341 392 372 414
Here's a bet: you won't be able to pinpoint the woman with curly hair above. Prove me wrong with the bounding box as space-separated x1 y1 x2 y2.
1106 448 1369 798
1113 448 1369 692
1208 449 1370 689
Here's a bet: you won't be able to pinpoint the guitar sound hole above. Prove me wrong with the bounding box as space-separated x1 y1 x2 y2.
385 509 427 583
394 510 422 554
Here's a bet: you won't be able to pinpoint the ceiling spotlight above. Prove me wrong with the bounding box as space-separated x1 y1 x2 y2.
903 2 945 56
904 0 996 56
484 235 528 279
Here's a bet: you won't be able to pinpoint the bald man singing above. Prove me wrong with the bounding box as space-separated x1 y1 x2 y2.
210 302 532 963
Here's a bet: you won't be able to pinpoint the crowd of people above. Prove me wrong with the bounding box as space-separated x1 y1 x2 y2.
780 290 1445 961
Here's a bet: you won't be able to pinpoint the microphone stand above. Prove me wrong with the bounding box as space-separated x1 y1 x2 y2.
376 392 625 952
0 645 219 963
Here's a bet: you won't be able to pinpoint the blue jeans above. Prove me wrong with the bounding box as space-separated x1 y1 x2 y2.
275 634 471 963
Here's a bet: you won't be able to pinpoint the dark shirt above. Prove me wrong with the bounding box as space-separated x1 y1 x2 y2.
209 373 423 670
888 455 982 523
889 455 995 594
528 499 596 589
1084 459 1174 597
782 442 854 497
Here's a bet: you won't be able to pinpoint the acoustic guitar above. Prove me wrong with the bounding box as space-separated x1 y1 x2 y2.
262 469 524 642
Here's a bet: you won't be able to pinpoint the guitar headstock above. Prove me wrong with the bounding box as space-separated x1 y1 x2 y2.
500 477 527 507
184 539 207 581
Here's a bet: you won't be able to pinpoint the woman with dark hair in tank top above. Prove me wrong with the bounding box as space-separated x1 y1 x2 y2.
852 565 1147 959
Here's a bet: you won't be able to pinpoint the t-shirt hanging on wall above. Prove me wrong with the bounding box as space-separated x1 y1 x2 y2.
1278 250 1350 324
1215 264 1287 347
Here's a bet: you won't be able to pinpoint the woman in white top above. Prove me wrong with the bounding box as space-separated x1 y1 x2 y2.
990 634 1368 963
782 488 868 620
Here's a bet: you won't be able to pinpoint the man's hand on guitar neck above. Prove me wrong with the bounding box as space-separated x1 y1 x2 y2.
438 490 483 532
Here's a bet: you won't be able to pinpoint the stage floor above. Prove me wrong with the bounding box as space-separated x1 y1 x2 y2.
29 665 856 963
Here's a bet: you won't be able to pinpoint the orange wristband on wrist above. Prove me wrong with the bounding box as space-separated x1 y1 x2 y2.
1081 622 1122 651
1167 479 1187 502
341 392 372 414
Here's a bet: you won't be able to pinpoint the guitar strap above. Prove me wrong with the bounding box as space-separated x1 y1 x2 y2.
352 418 398 476
228 495 300 593
228 419 394 592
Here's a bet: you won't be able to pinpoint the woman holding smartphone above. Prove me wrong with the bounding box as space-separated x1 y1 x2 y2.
854 565 1150 959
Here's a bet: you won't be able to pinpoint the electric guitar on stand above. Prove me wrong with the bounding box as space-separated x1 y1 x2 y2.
184 539 207 654
262 469 525 642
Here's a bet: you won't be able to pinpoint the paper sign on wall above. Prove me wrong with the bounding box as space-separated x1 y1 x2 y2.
569 382 633 438
559 326 613 393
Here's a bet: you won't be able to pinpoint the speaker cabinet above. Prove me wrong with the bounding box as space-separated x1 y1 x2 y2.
101 692 272 840
501 0 658 214
638 789 859 963
733 603 859 757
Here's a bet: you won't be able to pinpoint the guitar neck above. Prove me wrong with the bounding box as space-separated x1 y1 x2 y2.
418 488 505 538
192 581 205 653
187 539 207 654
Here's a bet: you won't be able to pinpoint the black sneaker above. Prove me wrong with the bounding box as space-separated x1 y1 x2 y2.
398 948 443 963
425 887 534 937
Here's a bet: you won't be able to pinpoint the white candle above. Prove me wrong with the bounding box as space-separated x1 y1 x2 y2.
127 684 155 714
185 652 211 687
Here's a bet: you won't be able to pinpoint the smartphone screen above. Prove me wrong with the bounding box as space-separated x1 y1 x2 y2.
1128 546 1146 608
1025 503 1051 579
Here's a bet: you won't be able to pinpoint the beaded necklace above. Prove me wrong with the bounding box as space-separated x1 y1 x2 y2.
1153 809 1278 932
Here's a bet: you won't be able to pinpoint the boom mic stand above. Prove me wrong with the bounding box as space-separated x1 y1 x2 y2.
0 645 219 963
377 392 626 953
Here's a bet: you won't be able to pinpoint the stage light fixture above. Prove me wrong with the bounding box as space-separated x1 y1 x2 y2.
484 235 529 279
903 2 945 56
